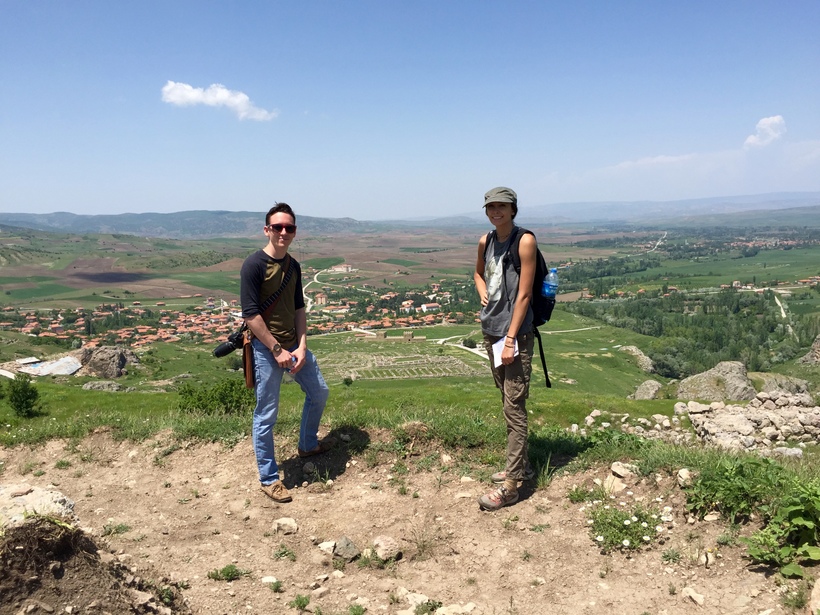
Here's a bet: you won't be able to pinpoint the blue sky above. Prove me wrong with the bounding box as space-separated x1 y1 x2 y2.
1 1 819 220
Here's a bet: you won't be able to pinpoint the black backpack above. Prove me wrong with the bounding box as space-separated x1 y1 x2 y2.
484 226 555 387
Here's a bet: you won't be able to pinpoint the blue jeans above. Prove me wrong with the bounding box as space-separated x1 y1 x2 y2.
251 338 330 485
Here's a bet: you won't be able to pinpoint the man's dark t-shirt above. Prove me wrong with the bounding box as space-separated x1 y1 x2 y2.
240 250 304 349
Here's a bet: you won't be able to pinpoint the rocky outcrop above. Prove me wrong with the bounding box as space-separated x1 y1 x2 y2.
619 346 654 373
629 380 663 400
680 390 819 454
799 334 820 364
750 372 809 395
82 380 123 391
676 361 756 402
74 346 139 379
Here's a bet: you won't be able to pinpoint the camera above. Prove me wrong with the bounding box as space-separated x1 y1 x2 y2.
213 327 246 358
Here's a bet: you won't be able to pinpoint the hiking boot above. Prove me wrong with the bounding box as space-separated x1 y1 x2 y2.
478 485 519 511
491 468 534 484
298 436 338 458
260 480 292 503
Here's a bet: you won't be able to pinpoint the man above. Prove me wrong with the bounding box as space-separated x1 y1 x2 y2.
241 203 333 503
473 187 536 510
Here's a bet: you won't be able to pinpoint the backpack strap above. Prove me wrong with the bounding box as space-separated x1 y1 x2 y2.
509 227 551 387
508 227 534 274
534 328 551 388
482 230 495 263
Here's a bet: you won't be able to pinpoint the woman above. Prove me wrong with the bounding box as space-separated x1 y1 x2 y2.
473 187 537 510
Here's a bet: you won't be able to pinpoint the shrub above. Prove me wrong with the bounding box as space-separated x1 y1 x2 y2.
743 480 820 577
462 338 477 349
7 372 42 418
685 456 786 524
177 378 254 414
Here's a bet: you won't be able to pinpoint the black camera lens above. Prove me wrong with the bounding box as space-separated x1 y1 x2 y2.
213 341 238 358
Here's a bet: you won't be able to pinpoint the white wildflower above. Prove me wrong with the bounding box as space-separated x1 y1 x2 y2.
623 520 631 526
622 539 630 547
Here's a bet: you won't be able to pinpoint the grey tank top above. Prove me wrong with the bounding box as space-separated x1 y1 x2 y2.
479 229 533 337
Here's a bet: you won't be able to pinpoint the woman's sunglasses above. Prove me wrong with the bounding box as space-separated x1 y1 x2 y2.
267 224 297 234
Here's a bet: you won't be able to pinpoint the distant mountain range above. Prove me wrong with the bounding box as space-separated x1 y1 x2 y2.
1 192 818 239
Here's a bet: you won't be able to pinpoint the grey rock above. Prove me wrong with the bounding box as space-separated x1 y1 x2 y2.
333 536 360 562
677 361 756 401
751 372 809 394
798 333 820 364
619 345 655 372
76 346 139 379
82 380 122 391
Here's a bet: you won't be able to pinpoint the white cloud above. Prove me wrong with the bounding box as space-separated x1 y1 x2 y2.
161 81 279 121
744 115 786 148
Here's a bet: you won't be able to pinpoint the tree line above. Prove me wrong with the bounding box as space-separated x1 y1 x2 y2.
564 288 820 378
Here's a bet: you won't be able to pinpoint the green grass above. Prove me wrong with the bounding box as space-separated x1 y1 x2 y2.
4 282 78 301
381 258 422 267
0 315 711 448
618 246 820 292
302 257 345 269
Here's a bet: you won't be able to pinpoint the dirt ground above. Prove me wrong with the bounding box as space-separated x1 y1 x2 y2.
0 428 800 615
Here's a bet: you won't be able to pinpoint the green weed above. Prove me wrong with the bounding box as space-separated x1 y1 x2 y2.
101 522 131 536
274 544 296 562
662 548 682 564
207 564 249 582
288 594 310 611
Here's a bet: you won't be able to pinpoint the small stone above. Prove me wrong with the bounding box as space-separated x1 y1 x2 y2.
274 518 298 534
317 541 335 554
312 587 329 598
682 587 704 606
611 461 638 478
373 535 401 561
333 536 360 561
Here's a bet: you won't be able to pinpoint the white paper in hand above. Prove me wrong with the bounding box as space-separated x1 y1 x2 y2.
491 338 518 367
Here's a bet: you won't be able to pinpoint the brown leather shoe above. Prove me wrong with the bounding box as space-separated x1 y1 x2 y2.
297 436 338 458
260 480 292 503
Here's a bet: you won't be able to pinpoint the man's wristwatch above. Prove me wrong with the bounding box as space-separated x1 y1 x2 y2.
271 342 282 355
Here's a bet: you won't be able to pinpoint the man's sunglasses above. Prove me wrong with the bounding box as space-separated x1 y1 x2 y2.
267 224 297 233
